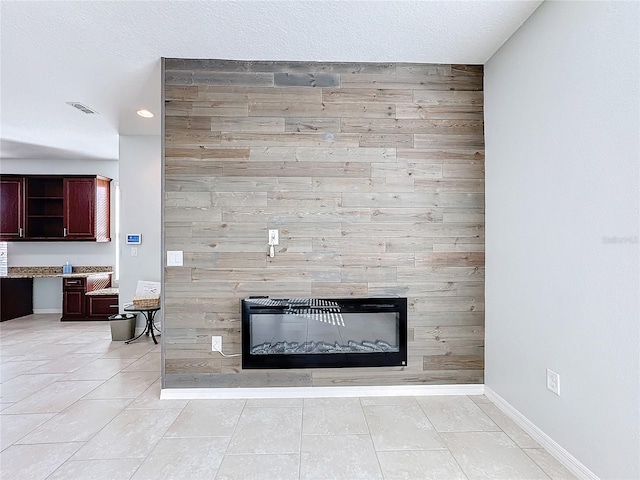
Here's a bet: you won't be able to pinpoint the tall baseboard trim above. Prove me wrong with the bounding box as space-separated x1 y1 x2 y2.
161 384 484 400
33 309 62 314
484 386 599 480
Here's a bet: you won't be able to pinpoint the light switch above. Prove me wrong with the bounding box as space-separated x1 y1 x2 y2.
131 247 138 257
268 229 279 245
167 250 183 266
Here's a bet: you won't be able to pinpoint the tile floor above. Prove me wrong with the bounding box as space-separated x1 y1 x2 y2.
0 314 577 480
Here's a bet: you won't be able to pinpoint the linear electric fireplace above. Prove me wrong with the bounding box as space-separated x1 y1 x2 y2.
241 297 407 369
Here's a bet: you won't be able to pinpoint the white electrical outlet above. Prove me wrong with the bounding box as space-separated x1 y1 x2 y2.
211 336 222 352
546 368 560 395
268 229 279 245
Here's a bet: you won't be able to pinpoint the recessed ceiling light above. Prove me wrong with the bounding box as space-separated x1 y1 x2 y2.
136 109 154 118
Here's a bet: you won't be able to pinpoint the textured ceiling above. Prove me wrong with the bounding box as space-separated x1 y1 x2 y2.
0 1 541 161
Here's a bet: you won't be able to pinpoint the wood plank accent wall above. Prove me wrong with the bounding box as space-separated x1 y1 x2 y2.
162 59 484 388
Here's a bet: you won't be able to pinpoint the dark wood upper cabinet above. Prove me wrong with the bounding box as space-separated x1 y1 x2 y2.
0 177 25 239
0 174 111 242
64 178 95 239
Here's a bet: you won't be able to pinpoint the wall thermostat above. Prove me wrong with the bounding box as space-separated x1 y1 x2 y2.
126 234 142 245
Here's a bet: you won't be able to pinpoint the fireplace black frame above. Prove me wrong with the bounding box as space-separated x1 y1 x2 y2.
241 297 407 369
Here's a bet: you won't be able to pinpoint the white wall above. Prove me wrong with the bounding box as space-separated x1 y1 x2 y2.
118 136 162 326
485 2 639 479
1 158 118 312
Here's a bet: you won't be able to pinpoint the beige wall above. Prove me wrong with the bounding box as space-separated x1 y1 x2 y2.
162 59 485 388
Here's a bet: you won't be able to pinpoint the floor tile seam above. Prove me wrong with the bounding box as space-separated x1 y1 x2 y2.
242 405 303 409
415 404 503 433
358 397 376 438
433 426 505 434
372 446 450 452
221 452 302 457
365 430 386 480
82 395 141 401
14 435 89 447
125 406 188 411
121 368 162 373
409 402 441 431
57 400 145 457
442 432 553 480
2 408 67 415
443 445 472 480
162 434 233 440
217 398 249 459
361 402 437 427
475 403 540 447
15 398 135 448
4 439 86 449
440 429 528 443
3 372 64 379
58 371 122 382
75 377 134 403
500 429 540 450
128 451 150 480
11 440 86 480
521 449 565 480
69 452 150 461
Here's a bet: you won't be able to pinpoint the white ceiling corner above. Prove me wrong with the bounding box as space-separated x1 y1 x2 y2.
0 0 542 162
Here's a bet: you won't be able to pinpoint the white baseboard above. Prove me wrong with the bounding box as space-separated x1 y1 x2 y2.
484 386 598 480
33 309 62 314
161 384 484 400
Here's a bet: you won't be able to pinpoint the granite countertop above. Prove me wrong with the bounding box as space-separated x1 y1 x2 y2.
86 287 119 296
3 266 113 279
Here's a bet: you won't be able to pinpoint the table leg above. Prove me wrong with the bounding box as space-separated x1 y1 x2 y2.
125 310 159 345
125 324 147 344
148 310 158 344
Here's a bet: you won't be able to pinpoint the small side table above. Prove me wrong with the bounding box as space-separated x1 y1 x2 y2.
124 305 161 344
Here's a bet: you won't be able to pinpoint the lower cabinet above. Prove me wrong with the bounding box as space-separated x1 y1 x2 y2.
63 288 85 319
1 278 33 321
86 295 118 319
61 274 117 321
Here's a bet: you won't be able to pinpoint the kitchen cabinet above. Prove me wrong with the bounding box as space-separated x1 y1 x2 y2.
61 273 116 321
0 177 25 239
0 174 111 242
0 278 33 321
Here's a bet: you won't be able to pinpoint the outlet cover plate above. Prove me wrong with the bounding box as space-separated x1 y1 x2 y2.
546 368 560 395
167 250 184 266
268 229 279 245
211 336 222 352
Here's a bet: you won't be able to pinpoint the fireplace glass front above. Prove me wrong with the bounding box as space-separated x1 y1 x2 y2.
241 297 407 369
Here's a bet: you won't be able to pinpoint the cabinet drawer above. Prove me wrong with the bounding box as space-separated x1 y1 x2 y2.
63 278 86 289
86 295 119 319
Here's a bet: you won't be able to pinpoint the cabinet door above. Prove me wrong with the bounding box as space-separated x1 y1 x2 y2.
64 178 95 239
61 278 86 320
0 177 25 240
63 290 85 319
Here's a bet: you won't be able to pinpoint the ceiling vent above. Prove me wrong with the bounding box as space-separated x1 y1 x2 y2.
66 102 99 114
